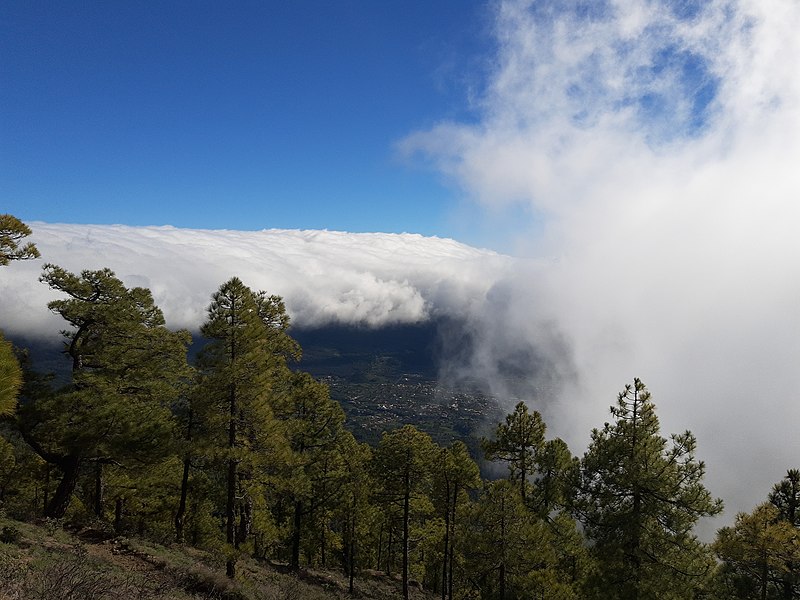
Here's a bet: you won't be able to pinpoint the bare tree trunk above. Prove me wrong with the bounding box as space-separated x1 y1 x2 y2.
387 526 393 576
291 500 302 571
43 464 50 516
376 521 383 572
93 462 104 518
321 513 327 567
45 455 80 519
237 488 251 548
114 496 124 532
441 478 450 600
225 309 238 580
175 407 193 543
403 463 411 600
448 485 458 600
348 496 356 594
499 491 506 600
226 452 236 578
175 455 191 542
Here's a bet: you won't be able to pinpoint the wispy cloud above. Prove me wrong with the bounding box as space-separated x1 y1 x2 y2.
402 0 800 519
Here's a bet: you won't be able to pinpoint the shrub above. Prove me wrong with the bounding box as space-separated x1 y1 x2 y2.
0 525 21 544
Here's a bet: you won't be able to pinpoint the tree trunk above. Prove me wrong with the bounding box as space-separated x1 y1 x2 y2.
403 463 411 600
321 517 327 567
45 455 81 518
441 479 451 600
226 378 237 579
237 490 251 549
175 407 193 544
175 455 191 543
225 312 238 580
348 498 356 595
377 521 383 572
631 488 642 600
226 454 236 543
448 485 458 600
93 462 104 518
254 531 262 560
387 524 393 576
499 491 506 600
43 464 50 516
114 496 124 532
291 500 302 571
191 498 200 546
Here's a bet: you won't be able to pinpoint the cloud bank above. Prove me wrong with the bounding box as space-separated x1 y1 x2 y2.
402 0 800 520
0 223 512 339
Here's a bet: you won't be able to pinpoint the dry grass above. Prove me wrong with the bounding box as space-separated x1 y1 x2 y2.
0 516 437 600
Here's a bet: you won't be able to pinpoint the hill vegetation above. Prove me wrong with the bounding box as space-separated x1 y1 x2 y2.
0 516 438 599
2 215 799 599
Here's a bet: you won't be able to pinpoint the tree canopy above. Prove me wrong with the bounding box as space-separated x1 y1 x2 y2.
17 264 191 518
0 214 40 265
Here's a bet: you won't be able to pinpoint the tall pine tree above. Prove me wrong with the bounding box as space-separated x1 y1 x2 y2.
432 440 480 600
197 277 297 578
373 425 438 600
575 379 722 599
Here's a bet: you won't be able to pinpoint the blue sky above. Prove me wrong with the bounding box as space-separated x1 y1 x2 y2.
1 1 494 240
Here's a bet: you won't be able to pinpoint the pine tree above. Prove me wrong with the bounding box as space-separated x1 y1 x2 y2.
770 470 800 599
17 265 191 519
532 437 577 516
770 470 800 527
277 371 345 571
0 336 21 417
0 214 38 467
373 425 438 600
482 401 546 502
575 378 722 599
334 431 373 594
197 277 297 578
432 440 480 600
713 503 800 599
463 479 571 600
0 214 40 503
0 214 40 265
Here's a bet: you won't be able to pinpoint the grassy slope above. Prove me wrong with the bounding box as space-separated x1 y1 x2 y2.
0 516 436 600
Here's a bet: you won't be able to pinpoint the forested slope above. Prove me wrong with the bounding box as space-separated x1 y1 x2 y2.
2 216 799 599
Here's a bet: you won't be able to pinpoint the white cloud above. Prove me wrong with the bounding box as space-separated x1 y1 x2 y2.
0 223 512 337
402 0 800 522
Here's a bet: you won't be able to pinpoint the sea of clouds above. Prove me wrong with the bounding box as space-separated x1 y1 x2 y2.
0 223 513 338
